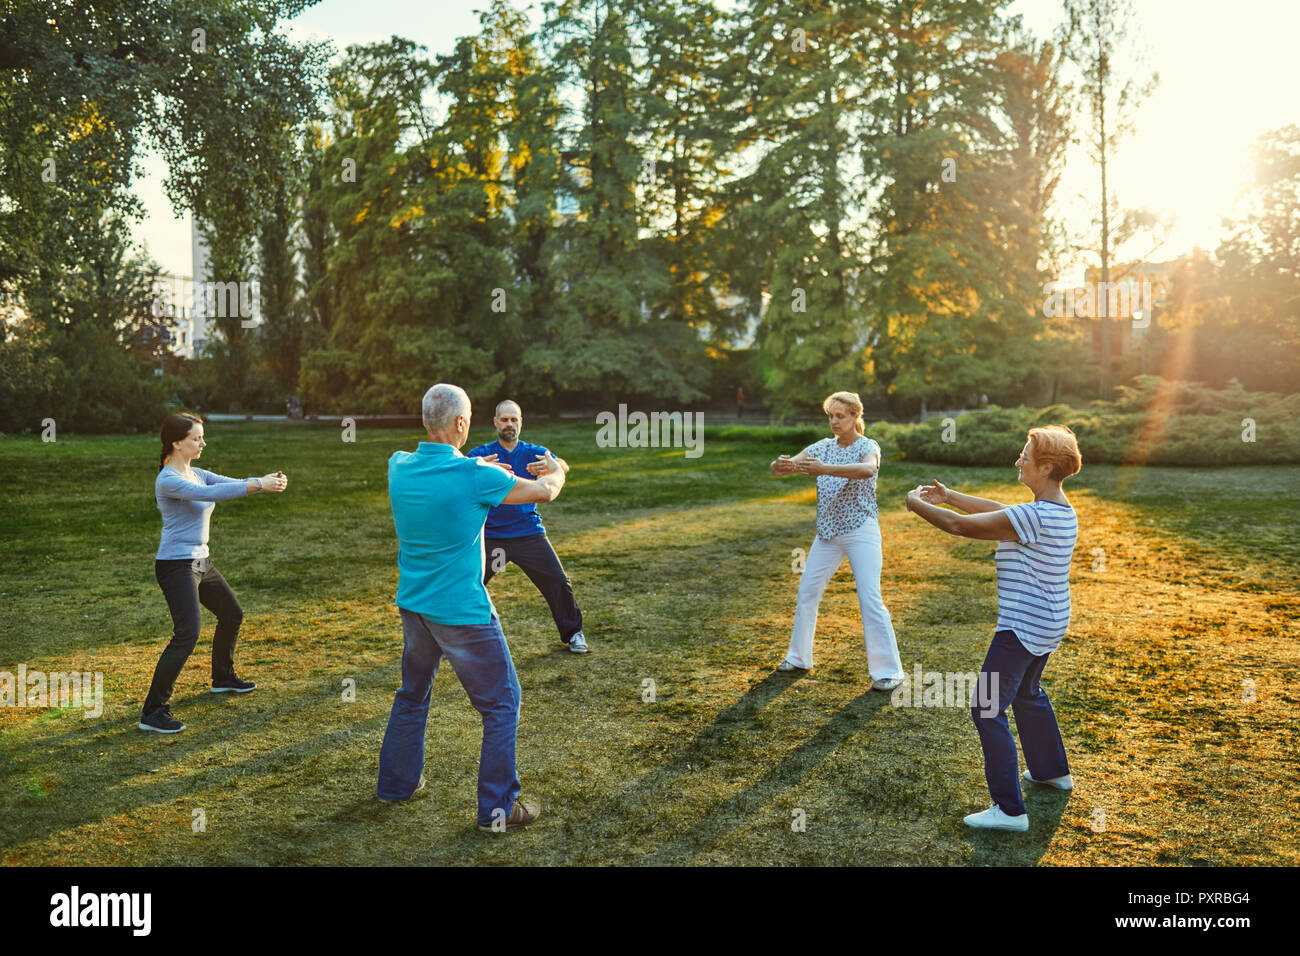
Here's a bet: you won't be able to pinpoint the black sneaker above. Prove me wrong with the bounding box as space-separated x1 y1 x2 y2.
138 707 185 734
211 675 256 694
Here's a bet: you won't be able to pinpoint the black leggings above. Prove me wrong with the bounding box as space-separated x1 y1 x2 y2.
142 558 244 716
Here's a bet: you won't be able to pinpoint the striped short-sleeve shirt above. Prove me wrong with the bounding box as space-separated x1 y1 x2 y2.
994 500 1078 654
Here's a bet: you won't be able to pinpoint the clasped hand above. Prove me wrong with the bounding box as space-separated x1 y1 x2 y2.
480 453 558 477
774 455 829 476
906 477 948 507
259 471 288 492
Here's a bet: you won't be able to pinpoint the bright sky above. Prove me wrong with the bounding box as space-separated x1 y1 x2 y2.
129 0 1300 282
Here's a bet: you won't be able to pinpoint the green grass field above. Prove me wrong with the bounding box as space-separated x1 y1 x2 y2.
1 422 1296 865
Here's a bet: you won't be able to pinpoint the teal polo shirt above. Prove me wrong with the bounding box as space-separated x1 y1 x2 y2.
388 441 517 624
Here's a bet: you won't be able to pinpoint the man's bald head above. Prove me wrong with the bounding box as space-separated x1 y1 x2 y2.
493 400 522 445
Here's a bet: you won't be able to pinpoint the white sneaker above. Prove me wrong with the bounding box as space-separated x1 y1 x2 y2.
963 805 1029 831
871 677 903 691
568 632 588 653
1022 769 1073 791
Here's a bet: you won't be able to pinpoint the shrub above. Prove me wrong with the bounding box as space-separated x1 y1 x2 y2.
888 378 1300 466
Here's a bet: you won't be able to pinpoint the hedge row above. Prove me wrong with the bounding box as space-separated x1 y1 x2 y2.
715 378 1300 466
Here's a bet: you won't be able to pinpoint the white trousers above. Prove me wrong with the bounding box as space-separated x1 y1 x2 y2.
785 519 905 678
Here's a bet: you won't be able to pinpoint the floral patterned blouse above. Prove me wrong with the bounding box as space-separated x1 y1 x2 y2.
802 436 881 540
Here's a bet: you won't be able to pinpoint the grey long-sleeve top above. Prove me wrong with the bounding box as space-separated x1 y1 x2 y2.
154 467 254 560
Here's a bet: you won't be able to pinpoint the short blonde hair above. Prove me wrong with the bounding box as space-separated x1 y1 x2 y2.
823 391 865 435
1028 425 1082 481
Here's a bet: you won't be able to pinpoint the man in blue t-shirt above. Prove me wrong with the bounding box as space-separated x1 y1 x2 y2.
378 384 566 831
466 399 588 654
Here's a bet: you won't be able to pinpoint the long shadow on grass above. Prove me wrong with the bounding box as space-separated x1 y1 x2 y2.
526 670 897 865
633 684 894 865
0 656 395 766
378 671 816 866
0 661 403 853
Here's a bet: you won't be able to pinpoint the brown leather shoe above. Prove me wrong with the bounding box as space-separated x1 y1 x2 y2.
478 798 540 832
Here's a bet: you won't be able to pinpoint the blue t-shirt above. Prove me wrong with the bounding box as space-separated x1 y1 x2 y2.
466 439 551 538
388 442 516 624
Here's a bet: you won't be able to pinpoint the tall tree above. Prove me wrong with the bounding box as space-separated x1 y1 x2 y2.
727 0 879 417
487 0 566 406
300 37 511 412
636 0 736 390
299 121 334 340
158 10 328 408
860 0 1019 414
986 20 1083 404
257 125 305 401
1059 0 1157 395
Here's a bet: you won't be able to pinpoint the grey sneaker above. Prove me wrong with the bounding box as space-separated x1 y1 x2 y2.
1023 769 1074 791
871 677 903 692
568 631 588 653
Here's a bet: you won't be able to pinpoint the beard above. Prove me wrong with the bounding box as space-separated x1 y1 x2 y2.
498 427 517 441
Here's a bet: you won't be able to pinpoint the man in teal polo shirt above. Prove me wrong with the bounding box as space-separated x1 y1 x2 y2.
377 383 566 832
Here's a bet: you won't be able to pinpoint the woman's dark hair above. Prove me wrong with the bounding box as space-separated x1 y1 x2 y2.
159 413 203 471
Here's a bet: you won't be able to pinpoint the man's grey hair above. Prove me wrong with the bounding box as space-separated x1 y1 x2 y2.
495 399 522 418
422 384 470 434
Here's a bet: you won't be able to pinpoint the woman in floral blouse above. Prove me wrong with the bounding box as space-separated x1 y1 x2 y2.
770 391 906 690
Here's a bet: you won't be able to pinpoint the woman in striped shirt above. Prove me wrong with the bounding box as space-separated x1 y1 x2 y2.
905 425 1081 832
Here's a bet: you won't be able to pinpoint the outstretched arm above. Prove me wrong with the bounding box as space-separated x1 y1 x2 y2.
798 450 878 479
161 471 257 501
193 468 288 495
905 486 1019 541
926 477 1006 514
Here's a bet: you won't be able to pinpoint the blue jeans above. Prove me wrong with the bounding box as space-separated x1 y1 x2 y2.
377 609 522 823
971 629 1071 816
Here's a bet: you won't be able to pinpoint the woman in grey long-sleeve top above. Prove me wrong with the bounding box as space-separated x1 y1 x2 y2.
139 413 288 734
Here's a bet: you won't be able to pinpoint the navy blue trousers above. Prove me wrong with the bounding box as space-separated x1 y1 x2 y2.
972 629 1071 816
483 533 583 643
